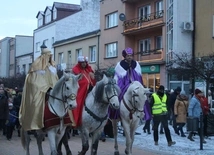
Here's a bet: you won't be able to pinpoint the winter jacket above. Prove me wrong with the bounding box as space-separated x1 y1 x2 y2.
0 94 9 120
174 95 189 123
188 95 202 119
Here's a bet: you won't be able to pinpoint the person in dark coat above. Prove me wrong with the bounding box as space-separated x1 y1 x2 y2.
6 103 17 140
13 88 22 137
143 91 152 134
0 86 9 136
169 86 181 134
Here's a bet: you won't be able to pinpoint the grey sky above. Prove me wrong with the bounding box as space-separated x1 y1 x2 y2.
0 0 80 40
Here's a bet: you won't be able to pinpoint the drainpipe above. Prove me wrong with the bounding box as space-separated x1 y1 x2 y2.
191 0 196 94
97 30 100 70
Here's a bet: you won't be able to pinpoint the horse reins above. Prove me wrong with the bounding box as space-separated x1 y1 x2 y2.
122 90 144 120
47 81 76 117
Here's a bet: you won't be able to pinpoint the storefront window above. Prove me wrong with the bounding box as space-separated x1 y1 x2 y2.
143 73 160 92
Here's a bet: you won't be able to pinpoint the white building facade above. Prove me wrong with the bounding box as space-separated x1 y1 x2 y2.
166 0 194 95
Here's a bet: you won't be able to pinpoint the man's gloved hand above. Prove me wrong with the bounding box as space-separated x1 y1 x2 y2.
36 70 46 75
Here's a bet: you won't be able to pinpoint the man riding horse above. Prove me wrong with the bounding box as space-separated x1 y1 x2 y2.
109 47 144 119
19 46 58 131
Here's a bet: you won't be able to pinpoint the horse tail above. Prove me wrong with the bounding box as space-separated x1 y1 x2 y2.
21 127 26 150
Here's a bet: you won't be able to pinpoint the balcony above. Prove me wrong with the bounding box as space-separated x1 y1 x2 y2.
136 48 164 63
123 11 164 34
121 0 140 3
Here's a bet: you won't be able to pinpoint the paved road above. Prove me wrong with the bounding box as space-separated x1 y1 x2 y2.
0 130 164 155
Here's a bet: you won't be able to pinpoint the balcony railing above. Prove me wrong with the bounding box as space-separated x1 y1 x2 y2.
123 10 164 33
137 48 163 62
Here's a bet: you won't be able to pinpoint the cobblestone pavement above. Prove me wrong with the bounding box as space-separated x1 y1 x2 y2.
0 130 164 155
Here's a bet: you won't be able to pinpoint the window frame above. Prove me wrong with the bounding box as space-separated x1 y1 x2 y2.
89 46 96 63
36 42 40 53
106 42 118 58
58 52 64 64
139 38 151 52
156 36 163 49
106 12 118 29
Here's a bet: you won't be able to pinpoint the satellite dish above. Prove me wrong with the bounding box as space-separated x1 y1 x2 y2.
119 13 126 21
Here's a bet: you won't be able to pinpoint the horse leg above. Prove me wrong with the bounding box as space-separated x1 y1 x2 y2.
112 120 119 155
121 119 131 155
129 121 139 155
91 130 101 155
60 127 72 155
25 131 31 155
78 128 89 155
47 129 58 155
57 135 63 155
36 131 44 155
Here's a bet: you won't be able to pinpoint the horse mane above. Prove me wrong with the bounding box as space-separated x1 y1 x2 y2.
51 76 64 96
94 77 120 103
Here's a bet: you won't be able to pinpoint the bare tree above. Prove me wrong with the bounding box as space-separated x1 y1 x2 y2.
166 51 214 97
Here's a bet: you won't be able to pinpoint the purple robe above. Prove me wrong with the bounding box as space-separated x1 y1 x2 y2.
144 100 152 121
109 60 143 119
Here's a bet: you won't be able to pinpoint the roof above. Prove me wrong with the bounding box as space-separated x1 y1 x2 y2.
53 30 100 47
44 6 52 14
53 2 81 10
36 11 44 18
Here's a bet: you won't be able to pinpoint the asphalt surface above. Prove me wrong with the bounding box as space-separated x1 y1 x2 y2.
0 130 166 155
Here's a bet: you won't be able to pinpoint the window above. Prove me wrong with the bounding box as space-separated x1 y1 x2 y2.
22 64 26 75
106 42 117 58
36 42 40 52
156 36 162 49
58 53 64 64
53 8 57 20
76 49 82 60
45 13 51 23
139 39 151 52
139 5 151 18
38 18 43 27
89 46 96 62
51 37 54 48
44 39 48 47
213 15 214 37
156 1 163 17
106 12 118 28
67 51 72 64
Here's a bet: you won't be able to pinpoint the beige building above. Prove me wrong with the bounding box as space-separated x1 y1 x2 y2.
53 30 100 71
195 0 214 57
100 0 166 91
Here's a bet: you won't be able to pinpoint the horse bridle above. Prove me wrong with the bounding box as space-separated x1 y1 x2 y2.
85 82 118 133
105 82 118 104
48 81 76 117
123 88 144 119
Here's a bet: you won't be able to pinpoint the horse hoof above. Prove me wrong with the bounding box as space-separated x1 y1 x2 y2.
125 149 128 155
114 151 120 155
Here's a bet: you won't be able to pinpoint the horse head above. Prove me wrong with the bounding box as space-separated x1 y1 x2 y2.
62 72 82 110
94 74 120 109
126 81 148 118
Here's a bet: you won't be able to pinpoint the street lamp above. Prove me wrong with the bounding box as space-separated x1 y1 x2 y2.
40 41 47 51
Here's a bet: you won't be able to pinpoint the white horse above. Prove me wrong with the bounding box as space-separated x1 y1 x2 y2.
78 75 120 155
112 81 148 155
21 72 82 155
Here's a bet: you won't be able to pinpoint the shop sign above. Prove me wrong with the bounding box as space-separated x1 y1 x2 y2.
141 65 160 73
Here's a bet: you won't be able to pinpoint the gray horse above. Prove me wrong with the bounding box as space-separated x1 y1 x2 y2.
21 72 82 155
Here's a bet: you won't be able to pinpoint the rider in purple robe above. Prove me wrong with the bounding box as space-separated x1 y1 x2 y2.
109 47 143 119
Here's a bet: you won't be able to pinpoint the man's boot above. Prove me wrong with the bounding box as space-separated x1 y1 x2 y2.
187 132 194 141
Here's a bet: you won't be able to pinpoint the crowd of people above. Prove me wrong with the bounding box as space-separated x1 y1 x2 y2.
0 84 22 140
0 46 213 150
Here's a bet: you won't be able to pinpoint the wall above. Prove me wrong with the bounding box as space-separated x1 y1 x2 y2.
55 0 100 42
173 0 193 55
34 23 56 60
195 0 214 57
15 36 33 57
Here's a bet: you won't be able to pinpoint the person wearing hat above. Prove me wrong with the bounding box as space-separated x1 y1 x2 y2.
174 90 189 137
168 86 181 134
19 47 58 131
187 88 206 143
71 56 96 134
109 47 143 120
150 85 176 146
